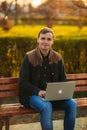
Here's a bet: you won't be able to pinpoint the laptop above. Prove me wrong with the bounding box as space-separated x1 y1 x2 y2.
45 81 76 101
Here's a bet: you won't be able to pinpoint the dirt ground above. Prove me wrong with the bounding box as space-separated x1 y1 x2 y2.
2 108 86 130
3 117 87 130
10 108 87 125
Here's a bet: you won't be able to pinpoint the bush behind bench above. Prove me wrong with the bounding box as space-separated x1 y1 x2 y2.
0 36 87 77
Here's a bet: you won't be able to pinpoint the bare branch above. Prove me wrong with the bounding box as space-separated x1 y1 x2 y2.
72 0 87 9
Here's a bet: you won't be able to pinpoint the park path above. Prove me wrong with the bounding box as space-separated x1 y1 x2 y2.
2 117 87 130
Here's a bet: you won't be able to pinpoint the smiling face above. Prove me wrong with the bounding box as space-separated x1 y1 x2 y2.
37 31 54 56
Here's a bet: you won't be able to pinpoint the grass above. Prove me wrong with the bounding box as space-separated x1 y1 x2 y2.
0 25 87 38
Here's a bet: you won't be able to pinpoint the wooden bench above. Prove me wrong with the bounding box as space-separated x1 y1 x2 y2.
0 73 87 130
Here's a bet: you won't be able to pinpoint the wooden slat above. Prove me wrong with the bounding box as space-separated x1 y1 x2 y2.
75 97 87 108
0 84 18 91
0 105 38 116
75 97 87 102
66 73 87 80
0 103 21 108
0 77 18 84
75 80 87 86
75 86 87 92
0 91 18 98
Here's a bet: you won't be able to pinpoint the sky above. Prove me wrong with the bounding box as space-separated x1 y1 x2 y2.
0 0 47 7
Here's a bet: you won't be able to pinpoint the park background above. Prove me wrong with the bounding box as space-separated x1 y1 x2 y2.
0 1 87 129
0 0 87 77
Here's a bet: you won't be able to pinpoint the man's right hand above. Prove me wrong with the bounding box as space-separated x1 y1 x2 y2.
38 90 46 98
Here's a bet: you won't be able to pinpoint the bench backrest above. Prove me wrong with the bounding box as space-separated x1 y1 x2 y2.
67 73 87 92
0 73 87 98
0 77 18 98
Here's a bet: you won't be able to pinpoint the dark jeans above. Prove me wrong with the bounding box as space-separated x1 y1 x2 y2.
30 96 77 130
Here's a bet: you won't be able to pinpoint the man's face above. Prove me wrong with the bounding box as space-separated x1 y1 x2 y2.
37 32 54 51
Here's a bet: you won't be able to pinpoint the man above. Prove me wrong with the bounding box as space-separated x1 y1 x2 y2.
19 27 77 130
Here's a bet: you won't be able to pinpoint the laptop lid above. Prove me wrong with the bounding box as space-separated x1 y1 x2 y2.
45 81 76 101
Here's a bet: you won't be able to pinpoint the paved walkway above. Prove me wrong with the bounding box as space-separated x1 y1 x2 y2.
2 117 87 130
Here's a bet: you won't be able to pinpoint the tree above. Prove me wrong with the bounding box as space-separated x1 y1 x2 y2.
72 0 87 9
35 0 87 28
0 1 13 30
35 0 64 27
72 0 87 29
1 0 8 13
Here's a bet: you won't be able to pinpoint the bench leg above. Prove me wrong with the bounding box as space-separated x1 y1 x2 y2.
4 117 11 130
0 117 3 130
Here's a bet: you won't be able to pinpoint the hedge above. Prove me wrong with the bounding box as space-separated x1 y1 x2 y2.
0 36 87 77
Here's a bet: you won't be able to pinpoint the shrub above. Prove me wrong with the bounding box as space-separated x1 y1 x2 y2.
0 36 87 77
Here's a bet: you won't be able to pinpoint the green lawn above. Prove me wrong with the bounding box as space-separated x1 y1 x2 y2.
0 25 87 38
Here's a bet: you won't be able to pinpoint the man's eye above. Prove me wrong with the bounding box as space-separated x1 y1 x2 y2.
41 37 45 40
47 38 51 41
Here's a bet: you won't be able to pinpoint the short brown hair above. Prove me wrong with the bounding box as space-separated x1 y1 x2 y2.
38 27 54 38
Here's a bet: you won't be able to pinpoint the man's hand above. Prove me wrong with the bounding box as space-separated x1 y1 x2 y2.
38 90 46 98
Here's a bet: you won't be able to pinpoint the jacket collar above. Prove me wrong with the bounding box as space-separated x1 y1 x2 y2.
27 47 60 67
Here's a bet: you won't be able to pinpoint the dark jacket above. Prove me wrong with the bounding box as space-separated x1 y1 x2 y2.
19 47 66 108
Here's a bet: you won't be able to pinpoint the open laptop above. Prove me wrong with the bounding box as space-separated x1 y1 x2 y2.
45 81 76 101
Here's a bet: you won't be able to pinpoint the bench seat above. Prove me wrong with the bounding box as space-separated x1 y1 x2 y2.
0 97 87 118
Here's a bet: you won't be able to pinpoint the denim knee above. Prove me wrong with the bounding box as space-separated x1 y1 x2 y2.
65 99 77 116
70 99 77 109
67 99 77 108
41 101 52 113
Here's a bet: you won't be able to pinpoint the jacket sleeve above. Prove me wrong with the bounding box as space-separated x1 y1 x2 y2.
58 59 67 81
19 54 40 97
